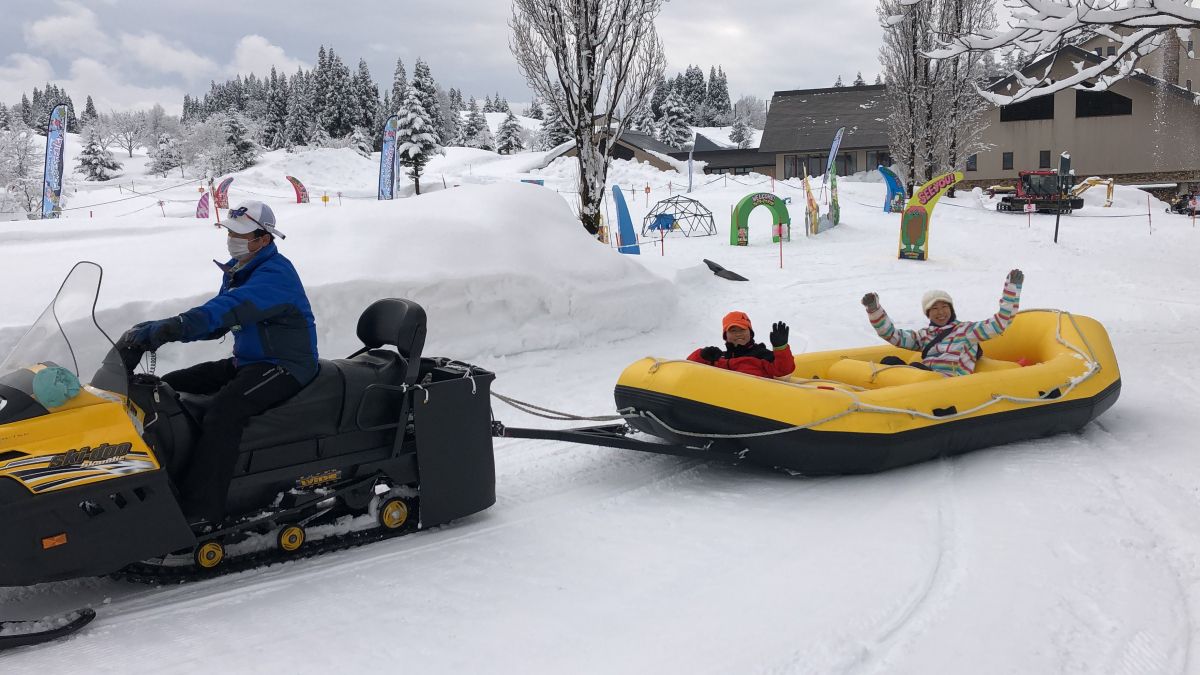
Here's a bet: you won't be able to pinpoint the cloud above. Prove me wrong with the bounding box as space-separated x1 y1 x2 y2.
228 35 307 77
0 54 56 104
22 1 113 57
120 33 219 80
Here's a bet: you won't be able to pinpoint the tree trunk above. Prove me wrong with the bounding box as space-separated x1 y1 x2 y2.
575 130 605 235
414 174 421 195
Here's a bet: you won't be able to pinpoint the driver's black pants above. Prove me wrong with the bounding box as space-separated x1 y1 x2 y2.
163 358 302 523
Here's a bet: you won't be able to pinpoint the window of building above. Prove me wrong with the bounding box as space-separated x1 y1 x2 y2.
1000 95 1055 121
1188 79 1193 91
807 155 824 177
835 153 857 176
966 154 977 172
867 150 893 168
1039 150 1051 168
1106 46 1115 56
732 167 751 175
1075 89 1133 117
1002 152 1014 171
1094 48 1103 56
1189 40 1195 57
783 155 803 180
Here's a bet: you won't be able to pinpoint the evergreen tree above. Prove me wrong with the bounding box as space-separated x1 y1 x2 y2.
81 95 98 126
729 116 753 149
147 132 183 177
705 66 732 125
483 94 495 113
63 95 79 133
649 72 669 120
349 126 373 157
322 50 358 137
354 58 381 132
448 88 465 111
853 71 867 86
526 95 543 120
0 102 10 131
76 125 122 181
265 69 290 149
312 45 330 129
538 87 571 149
657 88 691 149
19 94 32 127
440 95 464 146
283 68 312 148
410 59 443 144
495 93 510 113
395 86 443 195
834 75 844 87
875 73 884 85
681 65 706 122
224 114 257 170
390 58 407 114
463 97 493 150
496 110 525 154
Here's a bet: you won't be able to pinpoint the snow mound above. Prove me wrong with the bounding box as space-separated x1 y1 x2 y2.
0 183 676 369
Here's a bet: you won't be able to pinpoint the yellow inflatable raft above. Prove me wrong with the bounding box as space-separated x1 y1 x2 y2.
614 310 1120 474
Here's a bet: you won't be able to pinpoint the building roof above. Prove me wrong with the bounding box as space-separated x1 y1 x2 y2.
667 148 776 169
987 44 1196 103
759 84 891 154
692 133 725 152
618 130 679 155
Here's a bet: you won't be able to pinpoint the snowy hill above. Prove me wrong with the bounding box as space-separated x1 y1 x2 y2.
3 146 1200 673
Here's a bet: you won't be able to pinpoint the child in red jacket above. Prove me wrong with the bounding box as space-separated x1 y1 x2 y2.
687 311 795 379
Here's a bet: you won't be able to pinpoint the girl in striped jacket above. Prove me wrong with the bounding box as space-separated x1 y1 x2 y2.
860 269 1024 376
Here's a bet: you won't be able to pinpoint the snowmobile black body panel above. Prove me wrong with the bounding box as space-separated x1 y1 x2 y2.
0 470 193 586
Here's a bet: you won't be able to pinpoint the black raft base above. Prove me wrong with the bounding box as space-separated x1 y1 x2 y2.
611 379 1122 476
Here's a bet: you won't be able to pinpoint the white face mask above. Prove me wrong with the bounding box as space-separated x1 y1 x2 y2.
227 236 251 259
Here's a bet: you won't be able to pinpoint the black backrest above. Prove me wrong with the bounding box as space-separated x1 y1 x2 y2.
356 299 427 385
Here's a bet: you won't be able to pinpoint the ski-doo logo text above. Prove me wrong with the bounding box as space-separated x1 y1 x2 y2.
48 442 133 469
297 469 341 488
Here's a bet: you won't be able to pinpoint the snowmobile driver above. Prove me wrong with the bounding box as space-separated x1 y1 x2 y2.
118 200 318 527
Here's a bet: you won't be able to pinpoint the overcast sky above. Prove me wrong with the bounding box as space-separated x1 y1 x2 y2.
0 1 992 116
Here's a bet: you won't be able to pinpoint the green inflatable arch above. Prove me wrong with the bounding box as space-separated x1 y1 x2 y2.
730 193 791 245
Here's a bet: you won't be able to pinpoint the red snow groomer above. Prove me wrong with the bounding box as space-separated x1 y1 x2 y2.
995 169 1084 214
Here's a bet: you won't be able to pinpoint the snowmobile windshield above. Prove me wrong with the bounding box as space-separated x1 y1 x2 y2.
0 261 125 398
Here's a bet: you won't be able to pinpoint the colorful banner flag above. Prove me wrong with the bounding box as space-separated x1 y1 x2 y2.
878 165 906 213
214 177 234 208
822 126 845 187
196 192 210 219
898 170 963 261
378 115 400 200
41 104 67 219
286 176 310 203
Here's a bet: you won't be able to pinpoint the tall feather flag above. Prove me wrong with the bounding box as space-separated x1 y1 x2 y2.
196 192 210 219
41 104 67 219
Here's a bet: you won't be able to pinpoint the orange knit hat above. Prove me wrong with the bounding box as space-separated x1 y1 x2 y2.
722 311 752 333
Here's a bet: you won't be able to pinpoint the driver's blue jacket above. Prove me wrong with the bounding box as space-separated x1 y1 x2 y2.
177 243 318 384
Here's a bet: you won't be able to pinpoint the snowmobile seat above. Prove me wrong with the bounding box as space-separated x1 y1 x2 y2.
351 298 427 386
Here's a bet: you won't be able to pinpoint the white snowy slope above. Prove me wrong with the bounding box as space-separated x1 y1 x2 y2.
1 147 1199 674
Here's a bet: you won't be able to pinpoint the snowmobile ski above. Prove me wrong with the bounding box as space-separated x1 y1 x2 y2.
703 258 749 281
0 608 96 651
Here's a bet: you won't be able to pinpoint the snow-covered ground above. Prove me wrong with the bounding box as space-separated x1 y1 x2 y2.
2 145 1199 674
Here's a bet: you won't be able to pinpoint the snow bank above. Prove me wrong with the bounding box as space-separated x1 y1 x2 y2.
0 183 675 371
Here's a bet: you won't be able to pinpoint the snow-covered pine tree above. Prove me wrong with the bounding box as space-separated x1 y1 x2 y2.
704 66 732 125
224 114 257 170
410 59 444 144
496 111 525 154
496 93 510 113
283 68 311 148
354 58 381 132
649 71 669 121
440 92 464 146
19 94 32 128
76 125 122 181
483 95 494 113
875 74 883 85
350 126 373 157
0 103 10 131
81 95 98 126
395 87 443 195
147 133 184 177
853 71 866 86
390 58 407 114
262 68 288 149
448 88 464 111
657 88 691 149
729 116 753 149
311 46 330 130
681 65 706 123
537 86 571 149
463 98 494 150
526 95 543 120
834 75 844 87
323 50 358 138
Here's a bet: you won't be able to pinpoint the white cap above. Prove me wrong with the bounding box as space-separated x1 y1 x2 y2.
922 289 954 315
218 200 285 239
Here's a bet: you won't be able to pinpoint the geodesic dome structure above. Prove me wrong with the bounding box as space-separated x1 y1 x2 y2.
640 195 716 237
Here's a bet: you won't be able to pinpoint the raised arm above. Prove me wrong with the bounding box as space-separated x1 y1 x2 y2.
863 293 922 351
968 270 1023 342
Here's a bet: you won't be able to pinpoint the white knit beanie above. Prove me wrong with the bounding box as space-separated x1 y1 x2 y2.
922 289 954 315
